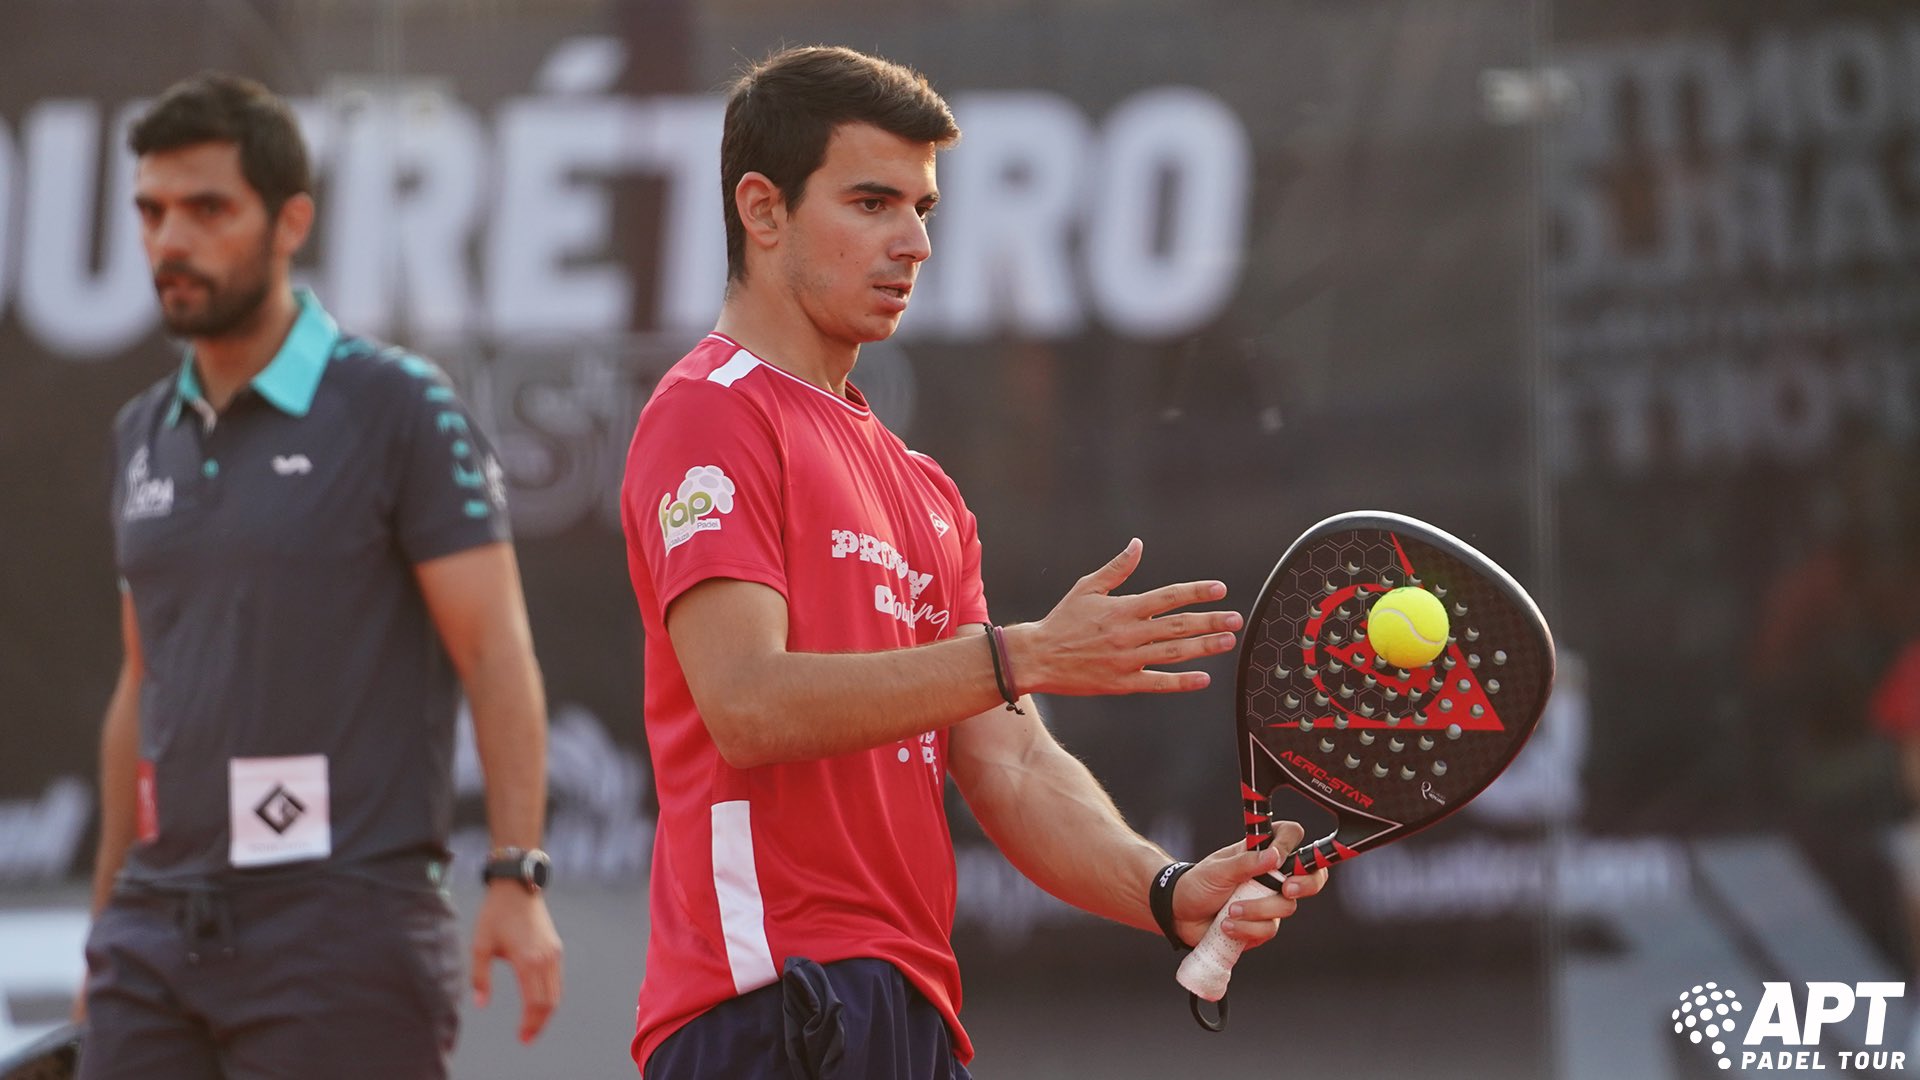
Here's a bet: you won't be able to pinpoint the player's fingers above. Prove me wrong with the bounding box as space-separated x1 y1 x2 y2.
1228 891 1300 923
1269 820 1306 854
1141 633 1236 667
1077 538 1143 595
1126 580 1229 617
1221 897 1297 943
1144 609 1243 644
471 947 493 1008
1282 867 1331 899
515 949 561 1042
1124 668 1214 693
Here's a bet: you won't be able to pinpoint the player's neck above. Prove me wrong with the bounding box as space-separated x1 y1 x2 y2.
715 287 859 400
190 287 301 412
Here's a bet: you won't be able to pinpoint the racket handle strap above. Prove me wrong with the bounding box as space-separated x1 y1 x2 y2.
1175 878 1275 1002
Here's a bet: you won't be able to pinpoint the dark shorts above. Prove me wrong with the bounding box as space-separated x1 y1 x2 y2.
79 863 461 1080
643 957 972 1080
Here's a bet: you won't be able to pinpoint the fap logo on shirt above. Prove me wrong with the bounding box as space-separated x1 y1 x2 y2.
659 465 736 551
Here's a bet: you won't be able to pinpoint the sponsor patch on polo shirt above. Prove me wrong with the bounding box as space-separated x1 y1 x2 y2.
229 754 331 868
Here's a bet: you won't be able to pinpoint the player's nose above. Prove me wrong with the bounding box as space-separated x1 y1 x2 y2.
894 213 932 264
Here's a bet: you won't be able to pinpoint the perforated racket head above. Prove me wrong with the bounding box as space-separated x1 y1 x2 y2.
1236 512 1553 882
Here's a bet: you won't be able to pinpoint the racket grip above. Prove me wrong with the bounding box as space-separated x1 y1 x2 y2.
1176 877 1278 1001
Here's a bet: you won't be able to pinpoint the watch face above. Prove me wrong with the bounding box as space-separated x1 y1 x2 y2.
484 848 551 890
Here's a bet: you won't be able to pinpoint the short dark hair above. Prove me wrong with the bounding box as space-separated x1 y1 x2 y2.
129 72 311 218
721 45 960 282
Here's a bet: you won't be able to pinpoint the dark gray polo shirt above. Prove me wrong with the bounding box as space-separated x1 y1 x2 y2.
108 289 510 884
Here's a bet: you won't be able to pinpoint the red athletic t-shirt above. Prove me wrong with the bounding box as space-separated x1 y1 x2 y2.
622 333 989 1069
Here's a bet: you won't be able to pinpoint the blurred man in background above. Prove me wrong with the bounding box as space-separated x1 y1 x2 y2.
80 72 561 1079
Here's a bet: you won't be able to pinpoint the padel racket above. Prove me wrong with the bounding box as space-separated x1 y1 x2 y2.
1176 511 1554 1028
0 1024 80 1080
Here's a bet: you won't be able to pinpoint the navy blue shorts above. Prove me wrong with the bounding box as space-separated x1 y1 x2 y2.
80 863 460 1080
643 957 971 1080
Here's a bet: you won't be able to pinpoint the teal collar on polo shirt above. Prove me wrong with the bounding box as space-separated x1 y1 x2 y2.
165 288 340 426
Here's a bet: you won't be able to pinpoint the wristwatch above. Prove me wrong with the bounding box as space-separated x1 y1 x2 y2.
480 847 552 893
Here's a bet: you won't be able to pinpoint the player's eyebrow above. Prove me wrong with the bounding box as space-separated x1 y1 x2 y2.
848 180 940 207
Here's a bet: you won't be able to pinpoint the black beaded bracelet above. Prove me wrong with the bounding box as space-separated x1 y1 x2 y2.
1149 860 1196 949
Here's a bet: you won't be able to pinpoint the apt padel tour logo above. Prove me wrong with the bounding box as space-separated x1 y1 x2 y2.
1669 980 1907 1073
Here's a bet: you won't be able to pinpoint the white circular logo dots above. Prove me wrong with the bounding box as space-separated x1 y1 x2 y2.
1670 982 1743 1070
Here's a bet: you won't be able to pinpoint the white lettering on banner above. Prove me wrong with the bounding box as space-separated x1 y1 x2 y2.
486 93 634 336
323 85 487 341
0 37 1254 360
923 92 1093 338
1548 19 1920 476
632 96 728 332
1086 87 1251 339
18 99 152 359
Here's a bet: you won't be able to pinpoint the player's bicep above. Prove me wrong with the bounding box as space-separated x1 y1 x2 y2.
414 542 533 675
665 577 791 737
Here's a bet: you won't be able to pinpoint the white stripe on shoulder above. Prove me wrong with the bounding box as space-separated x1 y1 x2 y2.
710 800 777 994
706 350 762 387
906 450 933 460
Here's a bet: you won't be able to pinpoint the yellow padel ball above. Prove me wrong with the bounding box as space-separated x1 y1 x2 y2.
1367 586 1449 669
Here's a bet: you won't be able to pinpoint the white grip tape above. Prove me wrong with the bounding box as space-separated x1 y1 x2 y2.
1175 877 1280 1001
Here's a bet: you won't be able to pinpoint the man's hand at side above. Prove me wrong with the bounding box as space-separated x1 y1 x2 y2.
471 885 564 1043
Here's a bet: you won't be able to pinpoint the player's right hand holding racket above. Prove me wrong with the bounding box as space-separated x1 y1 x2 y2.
1169 824 1332 950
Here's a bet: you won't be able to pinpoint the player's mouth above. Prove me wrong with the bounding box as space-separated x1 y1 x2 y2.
875 283 912 310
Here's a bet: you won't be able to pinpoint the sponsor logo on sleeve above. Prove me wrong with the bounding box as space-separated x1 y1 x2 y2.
660 465 736 551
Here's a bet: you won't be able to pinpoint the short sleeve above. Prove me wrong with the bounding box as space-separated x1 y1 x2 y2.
625 379 787 612
391 361 513 564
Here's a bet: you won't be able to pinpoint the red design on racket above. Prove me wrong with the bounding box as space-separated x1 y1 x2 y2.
1176 511 1554 1029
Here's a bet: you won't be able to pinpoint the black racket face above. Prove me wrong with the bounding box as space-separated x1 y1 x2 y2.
1236 512 1554 877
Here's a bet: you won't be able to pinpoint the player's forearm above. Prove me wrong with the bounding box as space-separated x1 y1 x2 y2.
701 632 1005 768
89 670 141 915
463 641 550 851
957 719 1168 932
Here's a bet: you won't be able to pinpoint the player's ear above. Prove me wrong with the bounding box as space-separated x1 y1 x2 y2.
272 192 315 259
734 172 784 251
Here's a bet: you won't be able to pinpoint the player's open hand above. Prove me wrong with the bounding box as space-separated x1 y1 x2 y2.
1171 822 1330 948
1007 538 1242 696
471 886 564 1043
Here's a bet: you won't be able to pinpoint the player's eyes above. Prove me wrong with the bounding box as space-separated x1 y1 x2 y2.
859 198 886 212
